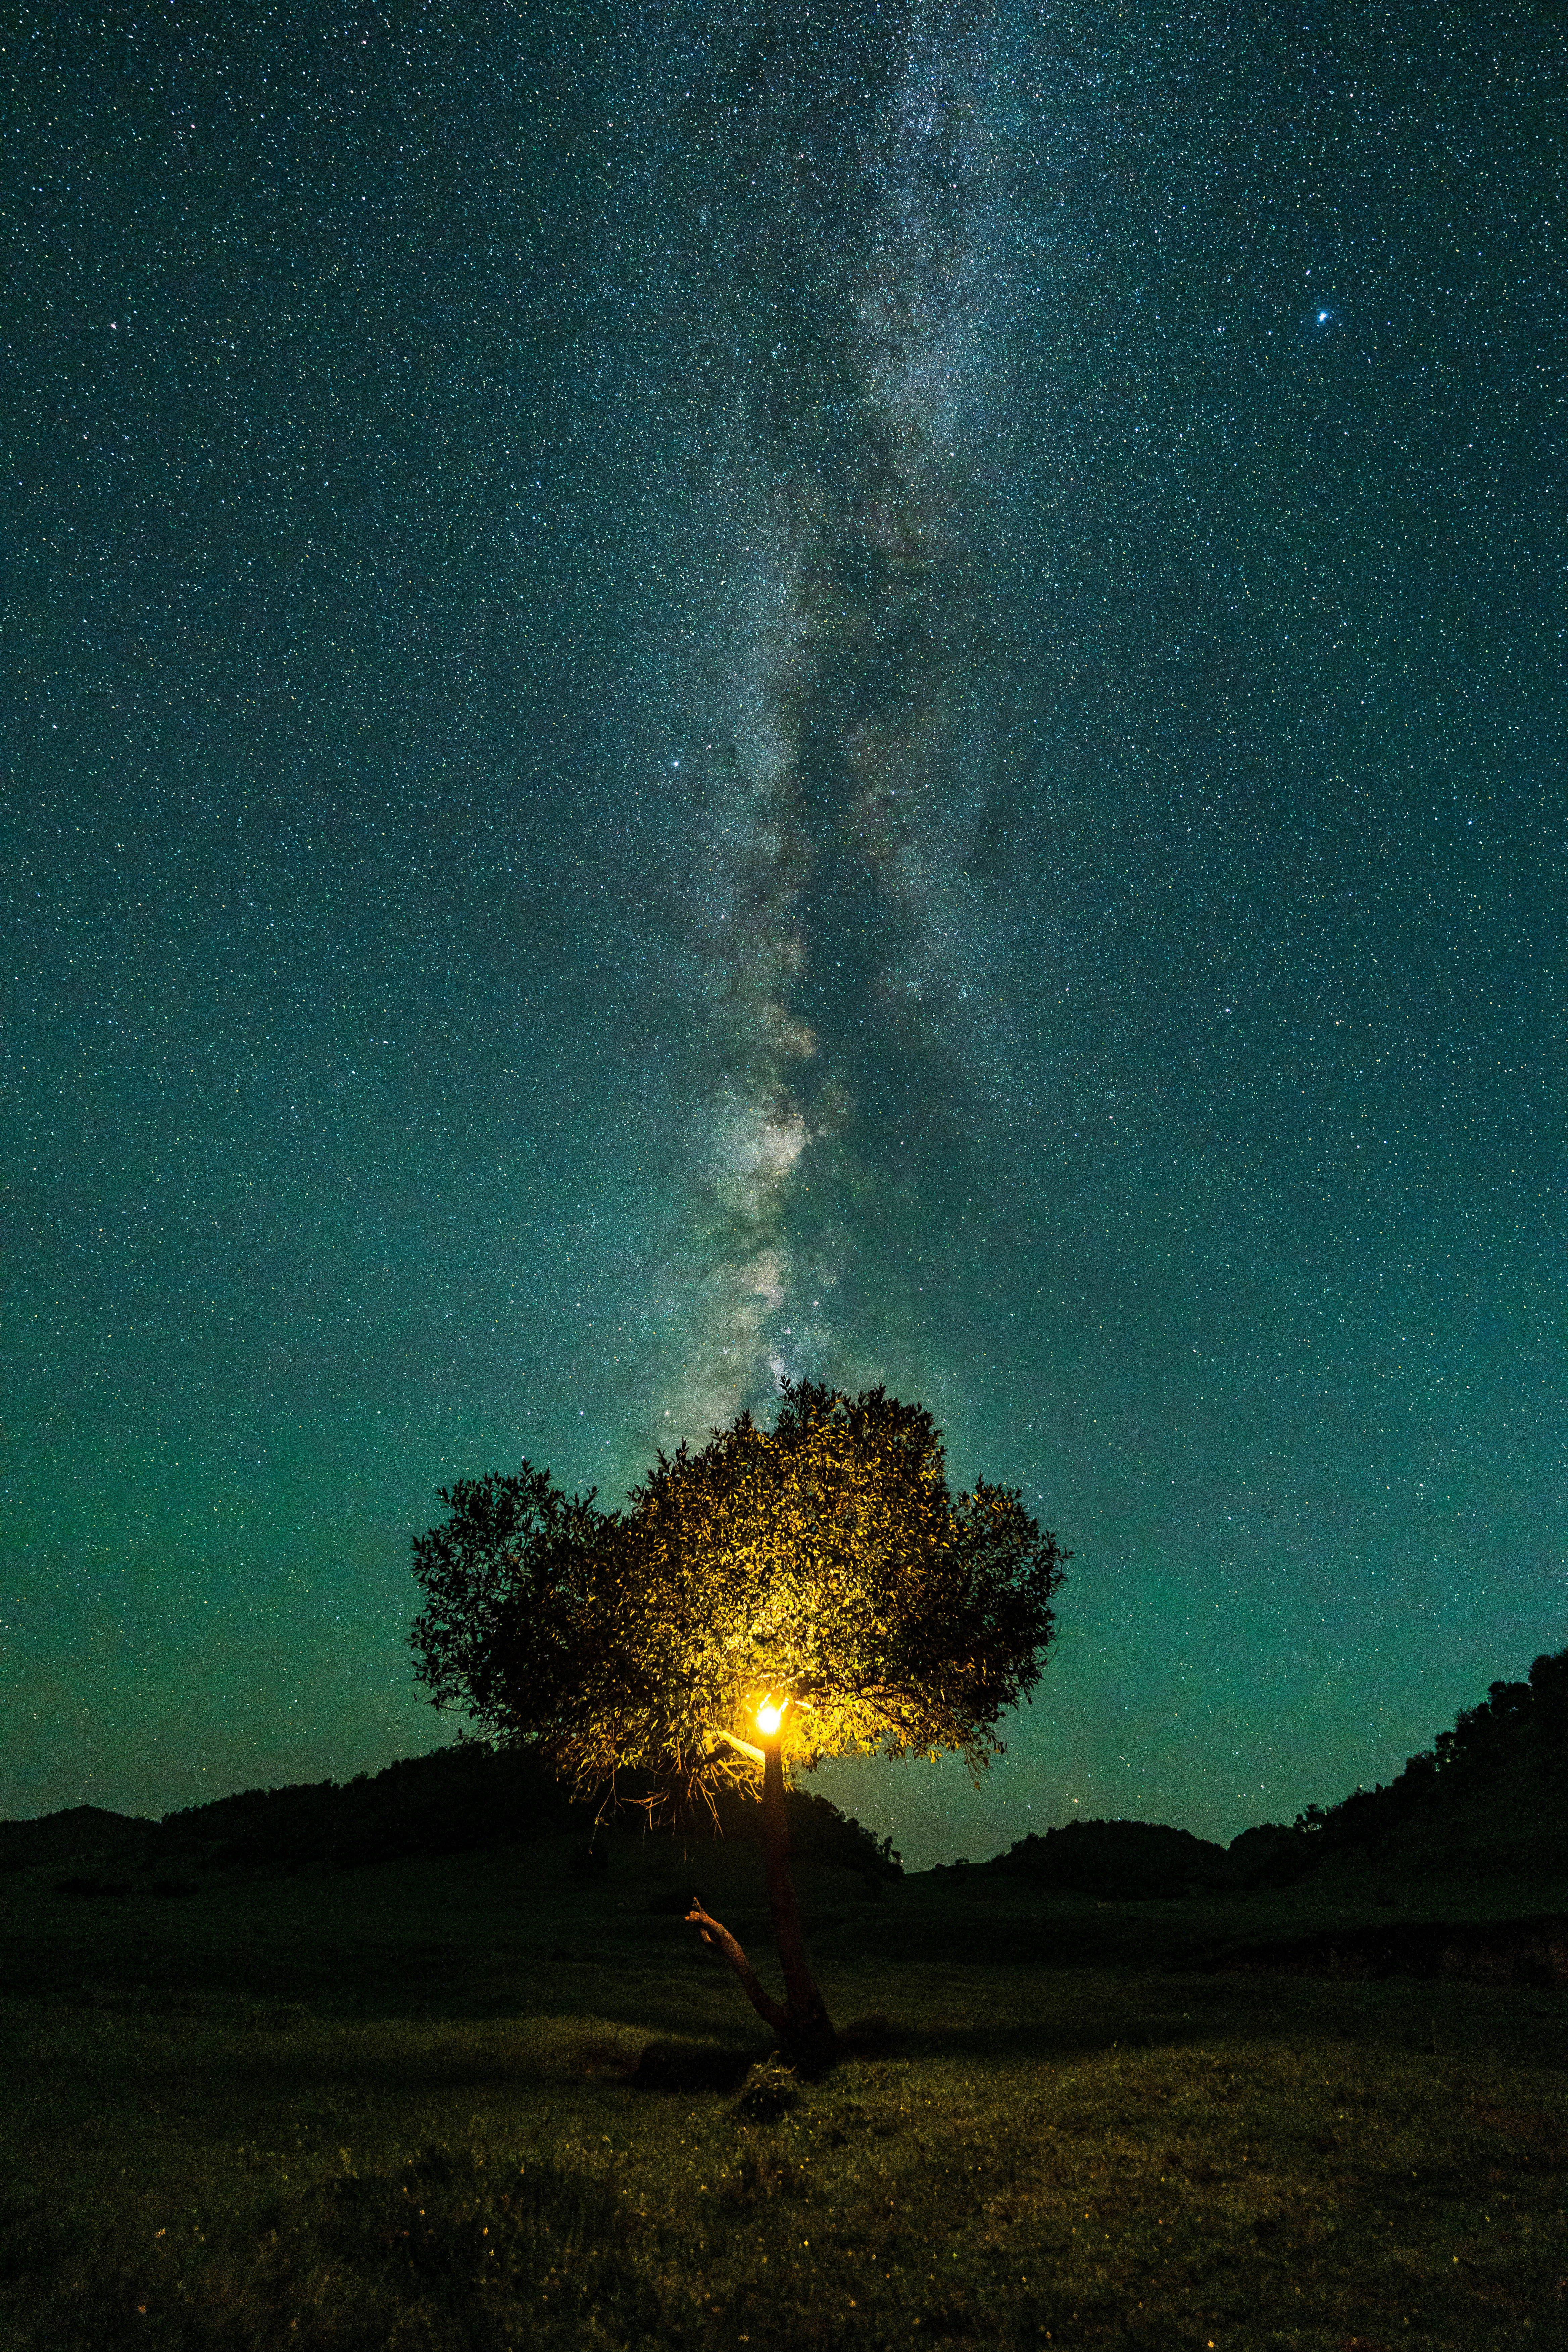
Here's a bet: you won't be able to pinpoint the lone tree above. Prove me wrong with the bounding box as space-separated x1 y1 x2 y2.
410 1380 1066 2073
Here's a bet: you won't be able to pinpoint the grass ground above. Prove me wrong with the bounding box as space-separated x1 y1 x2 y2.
1 1831 1563 2350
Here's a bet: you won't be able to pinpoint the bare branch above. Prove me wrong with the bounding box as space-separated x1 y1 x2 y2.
686 1902 788 2036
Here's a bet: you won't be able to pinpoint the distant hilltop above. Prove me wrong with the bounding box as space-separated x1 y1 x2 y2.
969 1645 1567 1900
2 1645 1562 1903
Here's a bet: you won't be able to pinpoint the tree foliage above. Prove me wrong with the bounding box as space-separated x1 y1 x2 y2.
410 1381 1066 1815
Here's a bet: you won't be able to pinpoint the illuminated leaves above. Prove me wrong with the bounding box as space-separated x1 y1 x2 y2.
410 1382 1066 1817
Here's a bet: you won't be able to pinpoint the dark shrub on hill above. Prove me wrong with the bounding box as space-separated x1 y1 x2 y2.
1224 1820 1317 1889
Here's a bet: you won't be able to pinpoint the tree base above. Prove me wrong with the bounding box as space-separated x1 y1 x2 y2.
685 1900 838 2076
777 2005 838 2080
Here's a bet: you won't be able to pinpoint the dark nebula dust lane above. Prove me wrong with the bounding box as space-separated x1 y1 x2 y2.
2 2 1562 1860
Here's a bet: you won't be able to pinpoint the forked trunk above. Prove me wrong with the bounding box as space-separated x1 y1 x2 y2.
684 1734 838 2076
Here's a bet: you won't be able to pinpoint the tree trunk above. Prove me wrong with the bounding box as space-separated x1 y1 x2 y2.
684 1735 837 2076
758 1731 837 2074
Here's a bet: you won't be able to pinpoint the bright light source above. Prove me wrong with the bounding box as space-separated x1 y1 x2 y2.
756 1701 783 1737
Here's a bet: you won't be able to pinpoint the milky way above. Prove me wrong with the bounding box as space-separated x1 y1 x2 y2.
647 5 1022 1429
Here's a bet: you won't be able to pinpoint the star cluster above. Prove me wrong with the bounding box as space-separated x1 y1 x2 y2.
3 3 1562 1863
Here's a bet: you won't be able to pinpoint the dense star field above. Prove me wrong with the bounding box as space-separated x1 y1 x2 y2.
3 3 1562 1865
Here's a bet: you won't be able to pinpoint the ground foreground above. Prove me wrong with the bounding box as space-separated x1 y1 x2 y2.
1 1832 1563 2350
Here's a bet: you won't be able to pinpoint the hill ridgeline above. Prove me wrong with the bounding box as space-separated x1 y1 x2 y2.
2 1646 1562 1902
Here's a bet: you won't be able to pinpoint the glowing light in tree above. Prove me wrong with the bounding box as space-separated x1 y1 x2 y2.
756 1699 783 1737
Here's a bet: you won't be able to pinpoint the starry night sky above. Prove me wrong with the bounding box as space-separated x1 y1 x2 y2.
4 2 1563 1865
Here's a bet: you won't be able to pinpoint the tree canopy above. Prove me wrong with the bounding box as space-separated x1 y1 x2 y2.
410 1380 1066 1816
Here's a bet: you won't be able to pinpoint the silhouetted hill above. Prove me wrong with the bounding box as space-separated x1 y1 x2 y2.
1277 1644 1567 1880
977 1645 1567 1900
1 1742 901 1887
6 1647 1558 1905
157 1743 579 1871
974 1818 1233 1900
0 1804 157 1875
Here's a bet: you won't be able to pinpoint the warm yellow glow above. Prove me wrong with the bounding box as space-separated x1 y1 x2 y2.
756 1700 783 1737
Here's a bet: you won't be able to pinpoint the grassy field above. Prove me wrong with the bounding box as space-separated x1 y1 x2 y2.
2 1828 1564 2351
